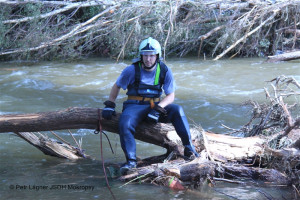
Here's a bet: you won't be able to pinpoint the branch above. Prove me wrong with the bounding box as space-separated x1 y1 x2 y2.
15 131 85 159
279 96 294 126
0 4 119 56
198 25 225 57
285 29 300 37
2 0 117 24
1 0 71 5
213 9 280 61
116 26 135 62
282 118 300 137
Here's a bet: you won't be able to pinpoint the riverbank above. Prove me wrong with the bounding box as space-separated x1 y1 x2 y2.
1 0 299 61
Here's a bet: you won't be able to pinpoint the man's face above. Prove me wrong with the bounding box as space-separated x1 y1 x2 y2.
142 54 157 69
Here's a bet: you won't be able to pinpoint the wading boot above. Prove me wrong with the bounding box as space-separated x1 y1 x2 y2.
120 160 137 175
184 147 199 161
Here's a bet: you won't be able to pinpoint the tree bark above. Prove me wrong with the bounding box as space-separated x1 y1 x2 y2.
14 131 85 159
2 107 298 163
267 50 300 62
0 106 272 163
0 107 181 152
120 157 292 187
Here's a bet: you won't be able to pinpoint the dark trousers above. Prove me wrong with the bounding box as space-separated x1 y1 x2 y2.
119 100 197 162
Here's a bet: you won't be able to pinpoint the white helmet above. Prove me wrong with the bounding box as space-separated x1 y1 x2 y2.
139 37 162 58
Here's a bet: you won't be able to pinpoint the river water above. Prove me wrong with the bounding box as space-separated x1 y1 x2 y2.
0 57 299 200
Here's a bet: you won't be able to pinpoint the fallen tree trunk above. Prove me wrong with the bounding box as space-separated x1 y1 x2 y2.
0 107 268 163
2 107 298 165
0 107 183 154
119 157 292 189
267 50 300 62
0 107 177 147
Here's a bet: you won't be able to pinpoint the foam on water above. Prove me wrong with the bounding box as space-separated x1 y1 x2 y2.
9 70 27 76
14 79 55 90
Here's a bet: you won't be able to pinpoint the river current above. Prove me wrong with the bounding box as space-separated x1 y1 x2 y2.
0 57 299 199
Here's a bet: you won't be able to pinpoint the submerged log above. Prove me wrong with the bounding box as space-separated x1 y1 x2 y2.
15 132 85 159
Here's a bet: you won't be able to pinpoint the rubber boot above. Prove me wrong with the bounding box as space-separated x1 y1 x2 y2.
120 159 137 175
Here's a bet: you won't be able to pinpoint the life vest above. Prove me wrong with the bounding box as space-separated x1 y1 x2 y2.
126 61 168 98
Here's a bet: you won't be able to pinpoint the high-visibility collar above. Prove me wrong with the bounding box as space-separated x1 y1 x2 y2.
139 62 161 85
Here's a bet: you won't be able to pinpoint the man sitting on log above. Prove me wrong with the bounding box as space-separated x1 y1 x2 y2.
102 37 199 175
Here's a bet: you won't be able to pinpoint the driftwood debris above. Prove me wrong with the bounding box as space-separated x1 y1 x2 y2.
0 107 298 189
1 1 300 60
14 131 86 159
267 50 300 62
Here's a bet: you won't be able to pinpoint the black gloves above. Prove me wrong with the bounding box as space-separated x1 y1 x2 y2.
102 100 116 120
147 104 167 123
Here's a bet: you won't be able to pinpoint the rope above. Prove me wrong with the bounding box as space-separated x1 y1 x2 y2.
94 111 114 154
102 131 115 154
97 108 116 200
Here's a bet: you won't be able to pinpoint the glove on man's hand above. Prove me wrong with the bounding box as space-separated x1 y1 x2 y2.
147 104 167 123
102 100 116 120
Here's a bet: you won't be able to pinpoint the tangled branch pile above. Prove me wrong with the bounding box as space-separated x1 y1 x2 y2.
242 76 300 141
236 75 300 192
0 0 299 61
